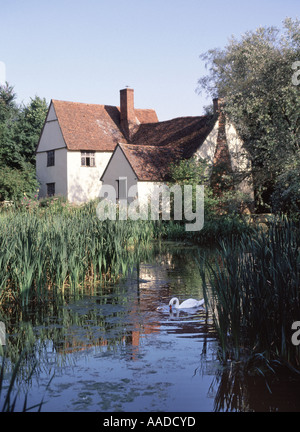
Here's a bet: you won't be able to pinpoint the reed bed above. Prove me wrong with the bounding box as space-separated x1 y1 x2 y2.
200 218 300 374
0 202 156 307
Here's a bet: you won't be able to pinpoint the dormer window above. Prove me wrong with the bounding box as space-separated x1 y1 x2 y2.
81 151 95 167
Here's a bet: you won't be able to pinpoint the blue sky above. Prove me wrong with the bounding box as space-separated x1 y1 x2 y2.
0 0 299 120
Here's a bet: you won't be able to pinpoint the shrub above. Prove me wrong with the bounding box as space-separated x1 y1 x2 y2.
0 164 38 202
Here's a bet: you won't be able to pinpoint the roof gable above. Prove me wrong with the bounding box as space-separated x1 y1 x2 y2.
118 143 176 181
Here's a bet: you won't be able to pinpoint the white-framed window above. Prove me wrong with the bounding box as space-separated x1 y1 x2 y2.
81 151 96 167
116 177 127 200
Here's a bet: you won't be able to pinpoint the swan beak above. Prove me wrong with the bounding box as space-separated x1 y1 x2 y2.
169 305 172 312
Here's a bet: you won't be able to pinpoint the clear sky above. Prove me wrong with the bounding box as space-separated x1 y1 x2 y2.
0 0 299 120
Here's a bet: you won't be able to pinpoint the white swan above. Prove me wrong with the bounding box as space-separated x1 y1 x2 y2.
168 297 204 310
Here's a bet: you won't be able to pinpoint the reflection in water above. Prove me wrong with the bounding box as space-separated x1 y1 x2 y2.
210 363 300 412
1 242 299 412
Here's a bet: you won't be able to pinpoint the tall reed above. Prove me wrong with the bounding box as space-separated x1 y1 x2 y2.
0 201 156 306
200 218 300 373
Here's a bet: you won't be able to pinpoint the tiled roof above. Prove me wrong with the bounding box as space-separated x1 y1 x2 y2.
119 115 217 181
131 115 215 149
51 96 220 182
119 143 182 181
52 100 158 151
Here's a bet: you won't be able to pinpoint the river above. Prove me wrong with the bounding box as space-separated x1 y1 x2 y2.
1 242 300 412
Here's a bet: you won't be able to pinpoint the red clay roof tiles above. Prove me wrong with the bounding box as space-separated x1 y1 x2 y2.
119 115 217 181
51 100 158 151
51 97 220 182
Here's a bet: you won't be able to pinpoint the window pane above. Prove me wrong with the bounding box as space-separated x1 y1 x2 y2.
47 150 55 167
81 151 95 167
47 183 55 197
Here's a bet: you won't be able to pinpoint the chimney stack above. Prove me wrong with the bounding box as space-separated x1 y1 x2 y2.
120 88 136 139
213 97 225 115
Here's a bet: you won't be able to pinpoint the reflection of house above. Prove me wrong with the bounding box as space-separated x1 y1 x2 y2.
37 88 254 204
53 252 212 360
55 260 173 359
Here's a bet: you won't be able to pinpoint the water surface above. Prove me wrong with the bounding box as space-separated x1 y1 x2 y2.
1 242 300 412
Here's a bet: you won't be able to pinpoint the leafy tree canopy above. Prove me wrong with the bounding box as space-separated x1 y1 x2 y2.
197 18 300 212
0 83 48 201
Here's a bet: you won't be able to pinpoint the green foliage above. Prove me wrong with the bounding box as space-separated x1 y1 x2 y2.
200 218 300 373
169 156 209 185
14 96 48 165
169 156 218 219
167 157 253 244
0 83 47 201
271 150 300 216
0 201 156 307
0 164 38 202
198 18 300 212
0 82 18 123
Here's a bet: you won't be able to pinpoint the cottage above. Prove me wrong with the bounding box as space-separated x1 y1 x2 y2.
101 91 254 207
36 88 157 202
36 88 254 206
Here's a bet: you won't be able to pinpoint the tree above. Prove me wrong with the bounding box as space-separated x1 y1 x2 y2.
0 164 38 202
197 18 300 212
169 157 252 218
0 82 22 170
271 150 300 215
0 82 18 122
14 96 48 165
0 83 48 201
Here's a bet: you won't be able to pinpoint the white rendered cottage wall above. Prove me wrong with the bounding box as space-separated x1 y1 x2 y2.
195 119 254 200
195 119 219 168
100 146 138 199
36 104 66 152
36 148 68 198
137 181 163 208
67 151 112 203
37 103 113 202
225 123 254 200
36 103 68 199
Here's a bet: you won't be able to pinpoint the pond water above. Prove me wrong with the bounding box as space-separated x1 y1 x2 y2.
1 242 300 412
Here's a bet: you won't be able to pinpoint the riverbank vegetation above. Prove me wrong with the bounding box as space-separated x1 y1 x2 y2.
194 16 300 379
0 200 157 307
200 218 300 376
0 195 253 308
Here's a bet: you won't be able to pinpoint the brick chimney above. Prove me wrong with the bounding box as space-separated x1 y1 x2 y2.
120 87 136 139
213 97 225 115
213 97 226 141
